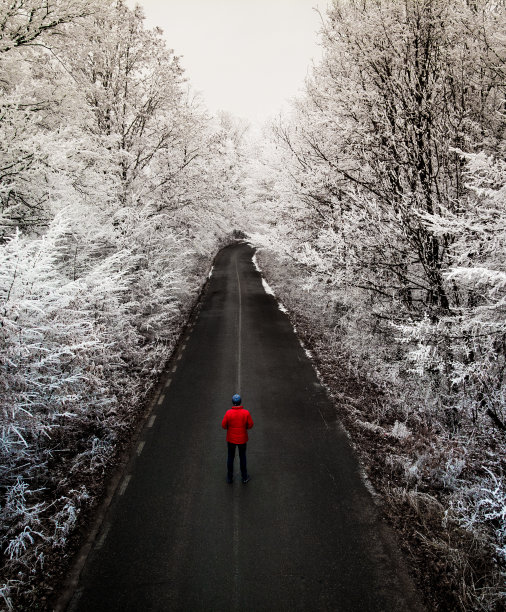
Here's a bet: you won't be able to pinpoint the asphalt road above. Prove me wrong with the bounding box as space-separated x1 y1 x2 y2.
68 243 423 612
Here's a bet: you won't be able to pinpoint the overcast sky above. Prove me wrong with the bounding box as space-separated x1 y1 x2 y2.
127 0 328 124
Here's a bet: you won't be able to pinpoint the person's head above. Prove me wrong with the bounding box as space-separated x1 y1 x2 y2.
232 394 241 406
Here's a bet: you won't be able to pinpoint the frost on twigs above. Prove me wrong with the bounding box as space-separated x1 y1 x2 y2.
51 488 90 549
449 469 506 565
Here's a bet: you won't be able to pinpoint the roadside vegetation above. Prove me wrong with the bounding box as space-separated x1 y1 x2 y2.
245 1 506 609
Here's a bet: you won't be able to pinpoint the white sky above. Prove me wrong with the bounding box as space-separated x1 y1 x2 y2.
127 0 328 124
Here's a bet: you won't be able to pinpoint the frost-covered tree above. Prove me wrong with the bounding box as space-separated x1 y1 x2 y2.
0 0 115 236
275 0 503 306
405 151 506 428
0 0 96 52
262 0 506 409
56 0 187 205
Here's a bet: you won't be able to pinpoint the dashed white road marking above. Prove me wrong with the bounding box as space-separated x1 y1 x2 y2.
119 475 131 496
157 394 165 405
172 366 177 373
148 415 156 428
235 258 242 393
95 523 111 550
233 255 243 612
68 588 84 612
137 441 145 456
182 343 187 350
165 378 172 389
177 354 182 361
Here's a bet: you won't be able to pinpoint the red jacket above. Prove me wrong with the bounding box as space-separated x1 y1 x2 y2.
222 406 253 444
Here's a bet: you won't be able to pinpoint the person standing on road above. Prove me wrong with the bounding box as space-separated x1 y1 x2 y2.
222 394 253 484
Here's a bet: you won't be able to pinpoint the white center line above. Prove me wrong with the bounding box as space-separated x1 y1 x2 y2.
233 486 240 610
148 415 156 428
233 255 243 611
157 394 165 406
95 523 111 550
119 475 131 496
235 257 242 394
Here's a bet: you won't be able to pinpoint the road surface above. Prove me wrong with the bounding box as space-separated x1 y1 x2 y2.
68 243 423 611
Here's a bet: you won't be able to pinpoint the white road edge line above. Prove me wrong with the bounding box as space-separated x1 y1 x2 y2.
95 523 111 550
233 486 241 611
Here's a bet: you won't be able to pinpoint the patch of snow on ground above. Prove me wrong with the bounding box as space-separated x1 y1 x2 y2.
208 266 214 278
261 278 275 296
391 420 410 439
304 348 313 359
360 468 379 499
254 254 289 315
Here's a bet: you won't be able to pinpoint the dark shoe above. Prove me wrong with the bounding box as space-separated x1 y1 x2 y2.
226 475 233 484
242 475 250 484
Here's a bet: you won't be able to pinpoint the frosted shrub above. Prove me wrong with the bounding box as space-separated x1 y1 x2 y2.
0 216 137 581
404 460 423 486
5 526 45 562
441 457 467 491
71 437 114 474
51 489 89 549
2 480 46 542
449 469 506 564
391 421 410 440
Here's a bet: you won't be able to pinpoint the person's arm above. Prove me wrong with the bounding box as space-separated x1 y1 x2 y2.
246 412 253 429
222 413 228 429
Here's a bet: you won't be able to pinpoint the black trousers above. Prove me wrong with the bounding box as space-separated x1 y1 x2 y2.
227 442 247 479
